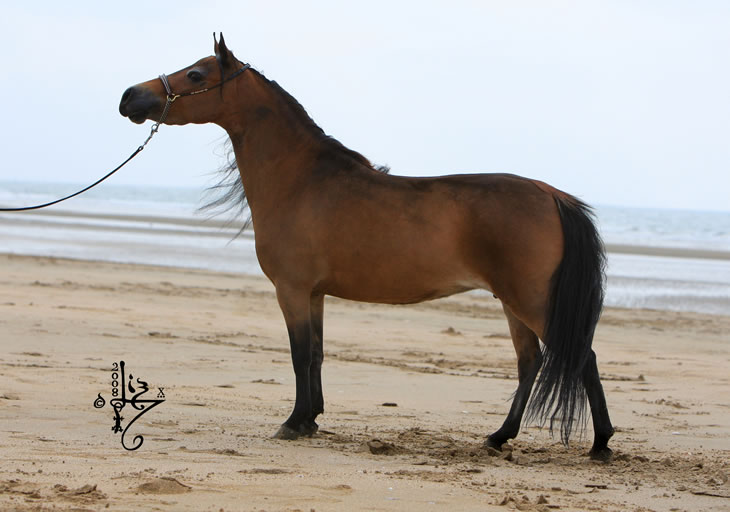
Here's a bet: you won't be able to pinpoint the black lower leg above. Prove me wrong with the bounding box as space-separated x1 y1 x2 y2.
583 350 614 459
486 305 542 450
277 323 315 438
486 352 542 449
307 295 324 432
307 348 323 431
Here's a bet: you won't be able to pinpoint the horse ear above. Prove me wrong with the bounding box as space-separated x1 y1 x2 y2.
214 32 234 69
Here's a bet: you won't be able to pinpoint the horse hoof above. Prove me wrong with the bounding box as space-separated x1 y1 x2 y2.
299 421 318 437
484 436 504 451
589 446 613 462
273 424 300 440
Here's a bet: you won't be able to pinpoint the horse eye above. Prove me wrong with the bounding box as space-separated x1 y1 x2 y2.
187 70 203 82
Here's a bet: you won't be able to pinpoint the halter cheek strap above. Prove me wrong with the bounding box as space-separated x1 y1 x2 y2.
153 63 251 132
158 63 251 101
158 73 177 99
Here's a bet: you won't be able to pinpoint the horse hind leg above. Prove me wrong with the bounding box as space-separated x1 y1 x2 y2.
583 349 614 460
307 293 325 433
485 304 542 450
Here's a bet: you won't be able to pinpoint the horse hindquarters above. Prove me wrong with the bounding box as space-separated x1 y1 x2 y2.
524 195 613 451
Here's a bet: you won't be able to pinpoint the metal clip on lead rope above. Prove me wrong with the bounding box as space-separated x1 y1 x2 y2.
137 76 179 152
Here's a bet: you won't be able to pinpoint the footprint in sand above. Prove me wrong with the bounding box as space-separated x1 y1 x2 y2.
136 477 191 494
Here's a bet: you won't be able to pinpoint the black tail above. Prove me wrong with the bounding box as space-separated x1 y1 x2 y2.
525 195 606 445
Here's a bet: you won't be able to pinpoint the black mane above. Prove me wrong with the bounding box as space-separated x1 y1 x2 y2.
200 66 388 231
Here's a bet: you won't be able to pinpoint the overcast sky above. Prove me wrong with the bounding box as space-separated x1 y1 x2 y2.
1 1 728 211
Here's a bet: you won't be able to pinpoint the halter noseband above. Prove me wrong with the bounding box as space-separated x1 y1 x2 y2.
156 62 251 125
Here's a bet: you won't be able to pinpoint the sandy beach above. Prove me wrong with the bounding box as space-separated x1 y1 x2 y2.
1 253 729 511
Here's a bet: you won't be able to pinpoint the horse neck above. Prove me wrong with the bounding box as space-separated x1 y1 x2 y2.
220 78 322 216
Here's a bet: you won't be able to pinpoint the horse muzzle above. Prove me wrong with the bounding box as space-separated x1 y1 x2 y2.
119 85 163 124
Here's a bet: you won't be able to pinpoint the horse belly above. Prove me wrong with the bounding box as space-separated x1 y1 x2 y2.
324 277 481 305
319 229 492 304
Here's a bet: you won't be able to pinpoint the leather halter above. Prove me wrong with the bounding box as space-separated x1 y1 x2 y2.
155 62 251 126
159 63 251 101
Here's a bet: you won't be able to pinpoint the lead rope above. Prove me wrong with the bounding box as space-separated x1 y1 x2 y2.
0 93 176 212
0 63 249 212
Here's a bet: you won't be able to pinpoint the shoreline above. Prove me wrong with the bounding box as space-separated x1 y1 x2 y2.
606 243 730 261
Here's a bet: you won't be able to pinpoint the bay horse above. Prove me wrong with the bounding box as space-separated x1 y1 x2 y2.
119 34 614 459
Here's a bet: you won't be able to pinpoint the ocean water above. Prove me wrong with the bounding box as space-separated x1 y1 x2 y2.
1 181 729 315
595 205 730 315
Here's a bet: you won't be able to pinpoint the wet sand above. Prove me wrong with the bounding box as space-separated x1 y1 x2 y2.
1 253 729 511
605 243 730 262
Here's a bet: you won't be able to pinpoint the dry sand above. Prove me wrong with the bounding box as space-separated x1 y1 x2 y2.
1 253 729 511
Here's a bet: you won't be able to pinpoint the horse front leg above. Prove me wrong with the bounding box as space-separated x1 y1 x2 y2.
273 286 317 440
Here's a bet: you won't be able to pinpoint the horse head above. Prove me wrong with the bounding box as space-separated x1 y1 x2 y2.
119 33 247 126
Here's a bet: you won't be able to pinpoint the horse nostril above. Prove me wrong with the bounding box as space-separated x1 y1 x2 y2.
119 84 161 123
119 86 141 117
121 87 135 104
